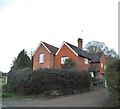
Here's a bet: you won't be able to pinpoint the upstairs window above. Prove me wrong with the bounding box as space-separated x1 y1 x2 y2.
39 53 44 63
61 57 68 64
84 58 88 64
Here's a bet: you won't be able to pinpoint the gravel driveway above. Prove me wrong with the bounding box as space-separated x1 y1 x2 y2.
2 85 114 107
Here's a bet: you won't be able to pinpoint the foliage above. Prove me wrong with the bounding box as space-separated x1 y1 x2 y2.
62 58 76 69
85 41 118 58
85 41 109 54
105 59 120 106
11 49 32 70
6 68 91 96
7 68 33 93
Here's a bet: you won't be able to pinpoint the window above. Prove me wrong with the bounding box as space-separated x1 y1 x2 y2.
61 57 68 64
84 58 88 64
39 53 44 63
104 65 106 70
90 72 94 77
101 63 103 68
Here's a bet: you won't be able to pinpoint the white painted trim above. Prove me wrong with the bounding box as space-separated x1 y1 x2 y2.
32 41 51 56
32 42 42 56
55 42 78 56
41 41 51 53
55 42 65 55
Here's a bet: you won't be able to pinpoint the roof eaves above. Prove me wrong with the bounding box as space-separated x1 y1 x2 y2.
55 42 78 56
32 41 52 56
41 41 52 54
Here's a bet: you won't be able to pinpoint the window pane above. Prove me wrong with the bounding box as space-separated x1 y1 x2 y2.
39 53 44 63
84 58 88 64
61 57 68 64
101 63 103 68
90 72 94 77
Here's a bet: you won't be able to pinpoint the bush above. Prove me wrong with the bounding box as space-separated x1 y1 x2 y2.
7 68 33 93
62 58 76 69
105 59 120 106
7 68 91 96
21 69 91 95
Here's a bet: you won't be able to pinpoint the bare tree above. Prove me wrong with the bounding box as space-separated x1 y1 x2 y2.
85 41 109 54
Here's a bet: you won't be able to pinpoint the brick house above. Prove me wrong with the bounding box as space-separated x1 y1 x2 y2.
33 38 106 79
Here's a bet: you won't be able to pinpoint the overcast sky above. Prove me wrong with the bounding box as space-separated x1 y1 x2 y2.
0 0 118 72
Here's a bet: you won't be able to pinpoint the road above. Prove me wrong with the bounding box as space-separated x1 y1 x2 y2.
2 85 113 107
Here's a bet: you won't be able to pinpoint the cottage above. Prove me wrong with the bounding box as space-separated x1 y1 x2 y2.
33 38 106 79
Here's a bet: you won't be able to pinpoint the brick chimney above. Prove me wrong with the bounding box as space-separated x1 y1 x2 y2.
78 38 83 49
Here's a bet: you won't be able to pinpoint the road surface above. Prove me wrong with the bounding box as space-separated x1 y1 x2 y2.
2 85 114 107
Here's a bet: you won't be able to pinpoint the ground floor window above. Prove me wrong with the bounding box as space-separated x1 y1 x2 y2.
61 57 68 64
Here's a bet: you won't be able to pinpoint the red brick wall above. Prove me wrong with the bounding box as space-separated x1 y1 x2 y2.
99 54 106 74
55 44 91 71
33 44 55 70
77 56 91 71
55 44 77 69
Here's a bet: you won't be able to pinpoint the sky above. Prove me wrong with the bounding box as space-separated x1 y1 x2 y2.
0 0 119 73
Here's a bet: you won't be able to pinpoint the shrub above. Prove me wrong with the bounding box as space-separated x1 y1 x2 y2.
7 68 33 93
62 58 76 69
21 69 91 95
7 68 91 96
105 59 120 106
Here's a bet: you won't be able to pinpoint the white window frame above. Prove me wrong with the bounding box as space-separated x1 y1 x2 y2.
84 58 88 64
61 57 68 64
39 53 44 63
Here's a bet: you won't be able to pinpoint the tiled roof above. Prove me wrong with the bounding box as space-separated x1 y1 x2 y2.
91 52 103 63
66 42 91 59
42 41 59 54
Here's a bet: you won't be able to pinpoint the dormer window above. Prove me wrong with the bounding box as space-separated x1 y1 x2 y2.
39 53 44 63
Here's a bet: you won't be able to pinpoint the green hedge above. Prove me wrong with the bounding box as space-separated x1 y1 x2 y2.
7 68 33 93
105 59 120 106
7 68 91 96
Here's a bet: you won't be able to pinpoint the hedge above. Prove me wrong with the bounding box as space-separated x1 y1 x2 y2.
105 59 120 106
7 68 91 96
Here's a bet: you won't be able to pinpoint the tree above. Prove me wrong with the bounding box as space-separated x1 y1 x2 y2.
85 41 118 58
105 58 120 106
106 48 118 58
11 49 32 70
85 41 109 54
62 58 76 69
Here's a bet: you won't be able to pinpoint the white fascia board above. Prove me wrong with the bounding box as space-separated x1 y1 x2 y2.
55 42 65 55
32 42 42 56
55 42 78 56
41 41 51 54
32 41 51 56
64 43 78 56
